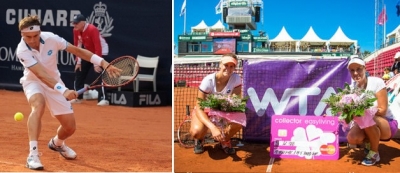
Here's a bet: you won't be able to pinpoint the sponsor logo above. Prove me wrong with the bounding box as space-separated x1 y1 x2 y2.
47 50 52 56
87 1 114 37
11 65 24 71
139 94 161 105
111 93 127 105
247 87 335 117
5 9 81 26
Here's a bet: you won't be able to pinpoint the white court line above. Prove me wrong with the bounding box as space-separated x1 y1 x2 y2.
266 157 274 172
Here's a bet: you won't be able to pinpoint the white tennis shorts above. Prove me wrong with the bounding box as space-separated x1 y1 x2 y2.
22 81 73 116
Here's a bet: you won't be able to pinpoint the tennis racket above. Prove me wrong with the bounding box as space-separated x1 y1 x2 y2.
77 55 139 95
177 105 215 148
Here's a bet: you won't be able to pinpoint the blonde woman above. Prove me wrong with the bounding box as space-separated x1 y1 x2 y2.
190 53 243 155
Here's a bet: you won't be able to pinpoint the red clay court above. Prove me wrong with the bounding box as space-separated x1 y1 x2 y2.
0 90 172 172
174 138 400 172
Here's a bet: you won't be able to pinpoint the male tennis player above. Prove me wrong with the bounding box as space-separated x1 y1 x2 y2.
16 15 121 170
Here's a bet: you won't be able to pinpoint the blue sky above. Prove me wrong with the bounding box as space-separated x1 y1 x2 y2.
174 0 400 52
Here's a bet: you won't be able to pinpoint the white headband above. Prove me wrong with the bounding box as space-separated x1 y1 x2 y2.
347 58 365 69
21 25 40 32
394 52 400 59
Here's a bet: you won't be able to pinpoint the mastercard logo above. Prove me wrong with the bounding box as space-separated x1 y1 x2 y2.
320 145 336 155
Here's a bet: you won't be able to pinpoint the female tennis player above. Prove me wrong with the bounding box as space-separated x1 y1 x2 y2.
190 53 243 155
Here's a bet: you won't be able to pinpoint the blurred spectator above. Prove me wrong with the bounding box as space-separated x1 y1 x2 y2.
382 67 391 82
391 52 400 72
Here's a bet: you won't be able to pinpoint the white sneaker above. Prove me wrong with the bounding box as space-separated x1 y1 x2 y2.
97 100 109 106
48 139 77 160
26 154 44 170
70 99 82 104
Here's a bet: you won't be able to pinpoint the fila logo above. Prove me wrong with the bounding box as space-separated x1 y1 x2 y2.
111 93 127 105
139 94 161 105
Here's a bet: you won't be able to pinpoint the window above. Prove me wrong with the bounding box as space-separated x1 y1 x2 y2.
237 41 249 52
188 42 201 53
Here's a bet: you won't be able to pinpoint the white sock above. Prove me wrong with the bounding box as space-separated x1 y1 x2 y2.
53 136 64 146
29 141 38 155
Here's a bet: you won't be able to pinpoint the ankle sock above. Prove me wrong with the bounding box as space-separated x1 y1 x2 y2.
53 136 64 146
366 150 379 159
29 141 38 155
365 142 371 150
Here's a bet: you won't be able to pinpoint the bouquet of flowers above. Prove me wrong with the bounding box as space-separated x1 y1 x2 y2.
322 83 377 129
197 94 248 127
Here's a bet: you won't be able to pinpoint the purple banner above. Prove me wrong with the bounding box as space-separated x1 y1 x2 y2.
242 58 351 142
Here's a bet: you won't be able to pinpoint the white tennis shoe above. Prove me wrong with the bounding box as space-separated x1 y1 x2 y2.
26 154 44 170
97 99 109 106
48 139 77 160
70 99 82 104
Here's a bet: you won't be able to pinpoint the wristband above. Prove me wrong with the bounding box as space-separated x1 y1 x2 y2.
54 83 68 95
90 54 103 66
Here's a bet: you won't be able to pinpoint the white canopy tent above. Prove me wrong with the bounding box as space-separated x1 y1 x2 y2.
269 26 297 52
300 26 326 46
328 26 357 47
209 20 225 32
191 20 209 33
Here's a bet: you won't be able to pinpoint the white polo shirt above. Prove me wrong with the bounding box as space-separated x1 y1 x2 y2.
16 32 68 83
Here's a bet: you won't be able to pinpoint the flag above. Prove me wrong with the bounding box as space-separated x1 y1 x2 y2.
397 1 400 16
180 0 186 17
215 0 222 14
377 7 387 25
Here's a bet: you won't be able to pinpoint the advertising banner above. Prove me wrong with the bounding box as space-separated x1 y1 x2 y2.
0 0 172 102
213 38 236 54
270 115 339 160
242 58 351 142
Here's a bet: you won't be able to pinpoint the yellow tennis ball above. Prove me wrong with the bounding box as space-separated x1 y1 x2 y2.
14 112 24 121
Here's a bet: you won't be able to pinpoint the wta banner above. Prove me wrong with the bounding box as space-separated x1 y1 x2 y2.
0 0 172 104
242 58 351 142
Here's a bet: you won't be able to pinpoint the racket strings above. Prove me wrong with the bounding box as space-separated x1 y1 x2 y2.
102 57 138 86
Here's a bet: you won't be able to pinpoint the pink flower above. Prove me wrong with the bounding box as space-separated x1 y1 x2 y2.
340 94 356 104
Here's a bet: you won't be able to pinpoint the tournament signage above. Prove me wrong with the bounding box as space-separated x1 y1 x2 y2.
209 32 240 37
104 90 168 107
178 35 208 41
242 58 351 142
253 48 269 52
253 36 268 42
270 115 339 160
0 0 172 105
229 1 248 7
213 38 236 54
240 34 252 41
321 53 352 57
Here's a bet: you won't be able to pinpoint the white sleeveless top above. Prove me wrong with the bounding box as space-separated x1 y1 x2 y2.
198 72 241 95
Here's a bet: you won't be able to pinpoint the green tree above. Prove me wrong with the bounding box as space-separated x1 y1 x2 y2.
362 50 371 58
